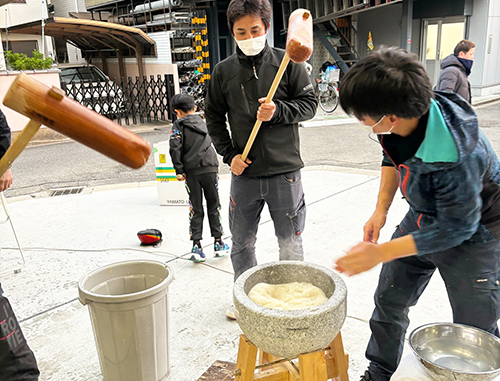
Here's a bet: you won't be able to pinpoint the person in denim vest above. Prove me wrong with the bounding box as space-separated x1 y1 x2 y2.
205 0 317 319
334 47 500 381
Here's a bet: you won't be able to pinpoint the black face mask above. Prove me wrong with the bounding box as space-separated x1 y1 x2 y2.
457 56 473 76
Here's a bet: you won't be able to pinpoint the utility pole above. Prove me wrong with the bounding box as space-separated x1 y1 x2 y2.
41 0 45 57
5 8 8 52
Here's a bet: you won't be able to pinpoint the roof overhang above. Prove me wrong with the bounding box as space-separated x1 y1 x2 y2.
0 0 17 6
5 17 156 55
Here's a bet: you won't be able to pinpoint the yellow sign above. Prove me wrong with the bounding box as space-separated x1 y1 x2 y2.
159 154 166 164
367 31 374 50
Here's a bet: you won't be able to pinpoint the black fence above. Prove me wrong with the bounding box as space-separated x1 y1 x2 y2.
60 74 177 125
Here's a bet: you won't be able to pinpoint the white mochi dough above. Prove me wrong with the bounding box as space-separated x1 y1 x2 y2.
248 282 328 310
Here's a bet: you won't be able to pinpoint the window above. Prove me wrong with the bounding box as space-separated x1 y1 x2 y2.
3 40 37 55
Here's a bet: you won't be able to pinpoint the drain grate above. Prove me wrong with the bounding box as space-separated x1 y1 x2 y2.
49 187 84 197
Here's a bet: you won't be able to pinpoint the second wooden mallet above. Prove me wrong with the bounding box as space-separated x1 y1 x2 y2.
240 8 313 162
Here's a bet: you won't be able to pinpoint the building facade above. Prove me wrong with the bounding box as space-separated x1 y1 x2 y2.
0 0 55 69
210 0 500 98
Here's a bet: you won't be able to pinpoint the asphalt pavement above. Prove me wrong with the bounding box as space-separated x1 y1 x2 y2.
4 96 500 199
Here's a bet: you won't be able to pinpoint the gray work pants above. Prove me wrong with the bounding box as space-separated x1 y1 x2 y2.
229 170 306 280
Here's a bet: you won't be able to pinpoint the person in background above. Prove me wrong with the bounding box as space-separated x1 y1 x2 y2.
434 39 475 103
169 93 230 263
334 46 500 381
205 0 317 319
0 109 40 380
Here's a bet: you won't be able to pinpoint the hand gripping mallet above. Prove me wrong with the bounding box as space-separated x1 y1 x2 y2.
0 72 151 177
240 8 313 162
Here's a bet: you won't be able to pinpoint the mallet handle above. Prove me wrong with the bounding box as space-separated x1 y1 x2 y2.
241 52 290 162
3 73 151 169
0 120 41 178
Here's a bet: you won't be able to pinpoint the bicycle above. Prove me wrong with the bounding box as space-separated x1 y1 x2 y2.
315 64 340 113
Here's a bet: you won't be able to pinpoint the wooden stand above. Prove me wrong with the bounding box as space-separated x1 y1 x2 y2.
234 333 349 381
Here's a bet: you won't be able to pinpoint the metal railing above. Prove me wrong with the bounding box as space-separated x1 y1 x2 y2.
60 74 176 125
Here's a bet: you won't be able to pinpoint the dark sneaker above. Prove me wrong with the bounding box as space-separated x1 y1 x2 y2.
360 371 373 381
189 246 206 263
214 241 230 258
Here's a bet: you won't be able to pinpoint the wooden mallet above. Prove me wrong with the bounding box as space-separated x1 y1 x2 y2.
240 8 313 162
0 72 152 178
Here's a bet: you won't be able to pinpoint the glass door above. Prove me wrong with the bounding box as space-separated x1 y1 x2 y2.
422 18 466 85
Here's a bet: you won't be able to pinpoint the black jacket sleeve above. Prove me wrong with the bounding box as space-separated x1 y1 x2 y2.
0 110 11 159
205 65 240 166
270 62 317 125
435 67 459 94
169 120 184 175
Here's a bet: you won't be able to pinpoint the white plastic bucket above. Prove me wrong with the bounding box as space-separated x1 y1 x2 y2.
78 260 174 381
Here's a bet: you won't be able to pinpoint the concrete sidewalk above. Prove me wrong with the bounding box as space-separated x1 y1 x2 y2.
0 166 459 380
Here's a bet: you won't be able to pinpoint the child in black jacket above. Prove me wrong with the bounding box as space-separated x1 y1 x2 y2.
169 94 229 262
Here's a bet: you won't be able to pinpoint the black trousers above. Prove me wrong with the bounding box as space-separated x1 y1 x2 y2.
366 210 500 381
185 172 223 242
0 287 40 381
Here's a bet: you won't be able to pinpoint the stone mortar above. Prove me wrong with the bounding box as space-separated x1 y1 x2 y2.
233 261 347 358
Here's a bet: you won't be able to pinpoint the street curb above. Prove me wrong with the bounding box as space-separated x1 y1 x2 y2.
301 117 357 128
472 96 500 107
5 166 380 204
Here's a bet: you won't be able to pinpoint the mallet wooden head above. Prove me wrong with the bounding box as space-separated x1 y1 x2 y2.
2 73 151 170
286 9 313 63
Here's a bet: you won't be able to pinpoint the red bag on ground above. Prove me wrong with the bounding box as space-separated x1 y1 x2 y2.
137 229 162 246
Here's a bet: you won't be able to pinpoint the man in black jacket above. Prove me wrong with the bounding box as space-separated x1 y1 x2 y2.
205 0 317 319
435 39 475 102
0 109 40 380
169 94 229 262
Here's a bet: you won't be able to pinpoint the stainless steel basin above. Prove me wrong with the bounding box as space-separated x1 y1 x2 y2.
410 323 500 381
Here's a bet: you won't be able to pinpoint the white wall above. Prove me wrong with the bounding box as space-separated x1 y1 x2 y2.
481 0 500 95
0 0 54 61
469 0 490 96
65 43 86 64
461 0 500 97
147 31 172 64
0 1 46 27
51 0 87 64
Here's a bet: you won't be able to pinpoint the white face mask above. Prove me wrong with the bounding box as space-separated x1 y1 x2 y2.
360 116 394 135
235 34 267 56
376 125 394 135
